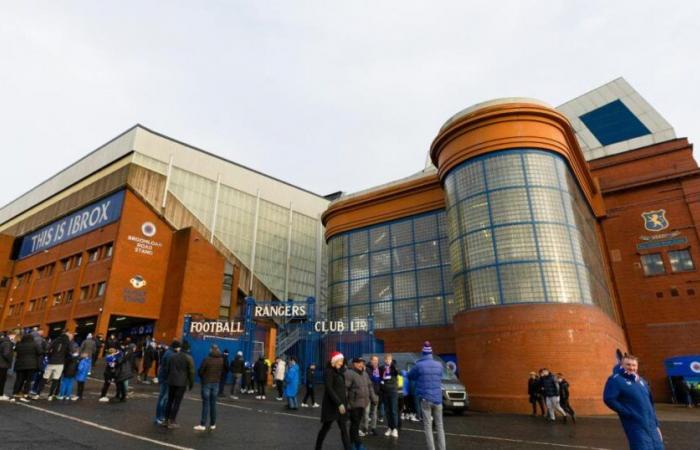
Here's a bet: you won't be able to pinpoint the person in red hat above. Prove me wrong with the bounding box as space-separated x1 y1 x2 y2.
315 351 351 450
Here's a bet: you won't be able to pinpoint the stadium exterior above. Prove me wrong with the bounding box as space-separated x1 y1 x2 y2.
2 78 699 414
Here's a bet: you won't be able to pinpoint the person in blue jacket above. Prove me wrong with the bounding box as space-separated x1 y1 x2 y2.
284 356 300 410
75 352 92 400
408 341 445 450
603 354 664 450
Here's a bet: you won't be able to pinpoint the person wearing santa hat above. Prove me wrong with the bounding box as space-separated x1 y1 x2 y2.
315 351 351 450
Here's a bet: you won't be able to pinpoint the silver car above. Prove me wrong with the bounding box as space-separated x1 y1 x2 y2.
361 352 469 414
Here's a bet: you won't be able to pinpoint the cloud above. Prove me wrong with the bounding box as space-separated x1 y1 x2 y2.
0 0 698 206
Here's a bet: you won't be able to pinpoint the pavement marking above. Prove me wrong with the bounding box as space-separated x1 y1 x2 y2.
14 402 197 450
398 426 612 450
169 392 612 450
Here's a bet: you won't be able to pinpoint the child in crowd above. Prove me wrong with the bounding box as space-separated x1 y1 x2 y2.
243 362 254 394
99 348 120 402
75 352 92 400
58 349 80 401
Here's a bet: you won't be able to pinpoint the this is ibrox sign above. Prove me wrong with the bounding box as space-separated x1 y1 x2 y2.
17 190 125 259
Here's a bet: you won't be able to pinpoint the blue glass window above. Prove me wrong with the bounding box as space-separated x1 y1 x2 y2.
327 210 452 329
579 100 651 146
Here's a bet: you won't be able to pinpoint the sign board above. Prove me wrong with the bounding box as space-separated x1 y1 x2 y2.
188 319 245 338
636 236 688 251
18 190 125 259
253 303 307 319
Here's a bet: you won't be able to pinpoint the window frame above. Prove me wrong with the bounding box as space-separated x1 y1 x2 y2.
668 249 695 273
640 253 666 277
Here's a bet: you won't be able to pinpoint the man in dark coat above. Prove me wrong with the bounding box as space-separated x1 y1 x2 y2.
253 356 269 400
539 368 568 422
218 349 230 397
154 343 174 424
141 341 157 383
229 351 245 399
94 334 105 364
315 351 350 450
528 371 545 416
105 334 119 353
163 341 194 429
195 345 225 431
115 346 134 402
12 334 41 401
364 355 382 435
604 355 664 450
0 330 17 401
42 330 72 400
557 373 576 422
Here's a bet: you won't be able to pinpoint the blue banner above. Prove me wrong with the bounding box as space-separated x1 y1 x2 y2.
664 355 700 377
18 190 125 259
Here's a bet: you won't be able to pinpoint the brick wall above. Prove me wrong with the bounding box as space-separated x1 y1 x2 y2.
453 303 627 415
592 138 700 401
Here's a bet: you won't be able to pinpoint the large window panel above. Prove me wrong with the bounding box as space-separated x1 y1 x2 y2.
371 275 393 301
391 221 413 247
500 263 545 303
414 214 438 242
349 254 369 280
490 188 531 225
370 226 390 251
370 251 391 276
393 272 417 299
536 224 574 261
455 161 485 199
415 241 440 269
394 300 419 327
495 225 537 262
542 262 581 303
459 195 491 232
466 267 500 307
417 268 442 297
419 296 445 326
349 230 369 256
350 279 369 304
392 246 415 272
372 301 393 328
485 153 525 189
464 230 495 268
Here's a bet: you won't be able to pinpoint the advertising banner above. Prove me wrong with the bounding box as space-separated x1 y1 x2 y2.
17 190 125 259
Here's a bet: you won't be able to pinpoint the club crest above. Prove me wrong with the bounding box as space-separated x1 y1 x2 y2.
641 210 668 232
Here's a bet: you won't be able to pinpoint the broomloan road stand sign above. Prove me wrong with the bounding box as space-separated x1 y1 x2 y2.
17 190 125 259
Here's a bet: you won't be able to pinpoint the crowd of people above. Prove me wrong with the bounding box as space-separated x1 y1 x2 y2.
1 325 678 450
527 368 575 423
0 327 169 404
315 341 446 450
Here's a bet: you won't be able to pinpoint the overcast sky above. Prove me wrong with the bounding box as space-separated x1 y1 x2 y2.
1 1 698 207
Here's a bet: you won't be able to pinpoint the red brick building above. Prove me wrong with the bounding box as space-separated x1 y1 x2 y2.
592 137 700 400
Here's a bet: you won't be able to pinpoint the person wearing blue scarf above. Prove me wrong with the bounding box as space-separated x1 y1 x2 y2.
603 355 664 450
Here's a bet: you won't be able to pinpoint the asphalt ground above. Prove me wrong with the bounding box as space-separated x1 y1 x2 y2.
1 373 698 450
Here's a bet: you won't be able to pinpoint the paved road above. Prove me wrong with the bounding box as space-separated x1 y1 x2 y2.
1 374 697 449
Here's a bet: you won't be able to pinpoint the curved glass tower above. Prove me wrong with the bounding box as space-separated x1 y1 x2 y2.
443 149 614 316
